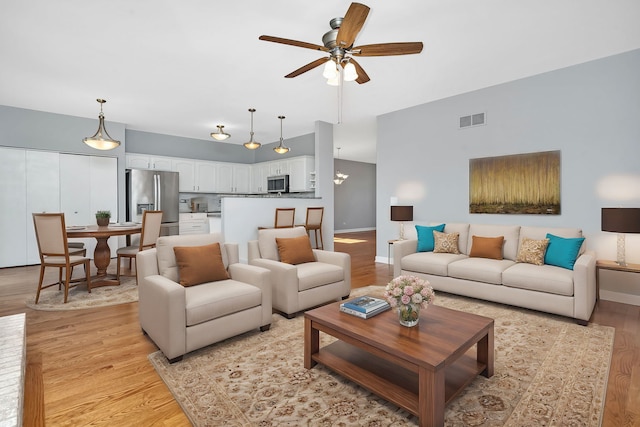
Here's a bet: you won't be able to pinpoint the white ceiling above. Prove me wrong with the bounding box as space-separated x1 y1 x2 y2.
1 1 639 164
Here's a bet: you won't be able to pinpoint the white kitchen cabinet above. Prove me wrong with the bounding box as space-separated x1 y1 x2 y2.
179 213 209 235
0 147 27 268
173 159 216 193
173 158 196 192
233 164 251 193
126 153 173 170
251 163 270 193
216 163 233 193
218 163 251 193
26 151 60 264
208 216 221 234
196 161 217 193
268 160 289 176
288 155 315 192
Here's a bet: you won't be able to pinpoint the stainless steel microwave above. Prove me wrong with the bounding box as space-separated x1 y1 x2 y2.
267 175 289 193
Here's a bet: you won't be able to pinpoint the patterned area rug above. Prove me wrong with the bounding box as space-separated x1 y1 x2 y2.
149 286 614 426
25 276 138 310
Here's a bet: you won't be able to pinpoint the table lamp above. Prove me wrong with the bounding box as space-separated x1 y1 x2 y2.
601 208 640 266
391 206 413 240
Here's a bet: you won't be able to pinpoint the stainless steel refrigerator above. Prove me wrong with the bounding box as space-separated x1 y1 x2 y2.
126 169 179 235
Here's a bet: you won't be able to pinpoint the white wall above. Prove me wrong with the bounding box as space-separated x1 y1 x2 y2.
376 49 640 303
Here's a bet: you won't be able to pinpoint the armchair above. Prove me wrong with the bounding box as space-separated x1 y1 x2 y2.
248 226 350 318
137 233 272 363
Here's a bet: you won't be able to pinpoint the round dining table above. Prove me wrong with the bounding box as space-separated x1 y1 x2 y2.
66 223 142 286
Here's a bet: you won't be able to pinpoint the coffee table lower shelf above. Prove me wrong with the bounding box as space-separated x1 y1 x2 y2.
313 340 486 418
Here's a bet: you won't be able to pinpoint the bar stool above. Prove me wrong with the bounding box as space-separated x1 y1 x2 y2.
304 207 324 249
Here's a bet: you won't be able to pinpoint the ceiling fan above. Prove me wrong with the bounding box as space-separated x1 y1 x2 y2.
259 2 423 84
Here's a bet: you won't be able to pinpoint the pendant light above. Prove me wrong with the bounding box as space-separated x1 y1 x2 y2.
333 147 349 185
243 108 261 150
273 115 290 154
83 99 120 150
210 125 230 141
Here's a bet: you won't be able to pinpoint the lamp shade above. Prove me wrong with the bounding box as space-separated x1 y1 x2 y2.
391 206 413 222
602 208 640 233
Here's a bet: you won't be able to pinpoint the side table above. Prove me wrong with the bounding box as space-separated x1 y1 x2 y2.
596 260 640 301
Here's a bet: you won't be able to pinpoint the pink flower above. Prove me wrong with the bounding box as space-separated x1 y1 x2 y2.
400 294 411 305
404 286 415 296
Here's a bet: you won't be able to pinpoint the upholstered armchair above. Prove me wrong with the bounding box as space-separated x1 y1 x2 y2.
248 226 350 318
137 233 272 363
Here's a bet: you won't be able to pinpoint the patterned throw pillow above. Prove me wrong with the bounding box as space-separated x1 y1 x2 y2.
433 231 460 254
516 237 550 266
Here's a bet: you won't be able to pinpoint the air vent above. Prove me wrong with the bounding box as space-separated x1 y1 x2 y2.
459 112 486 129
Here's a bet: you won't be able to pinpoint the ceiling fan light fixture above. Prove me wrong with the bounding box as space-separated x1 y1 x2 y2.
343 62 358 81
273 115 290 154
83 99 120 150
210 124 230 141
322 59 338 79
326 74 340 86
334 147 349 184
243 108 262 150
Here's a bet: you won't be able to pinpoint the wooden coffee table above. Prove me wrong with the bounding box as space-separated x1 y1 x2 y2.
304 302 494 427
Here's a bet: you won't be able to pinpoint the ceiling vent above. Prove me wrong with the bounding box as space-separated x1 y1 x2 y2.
459 112 486 129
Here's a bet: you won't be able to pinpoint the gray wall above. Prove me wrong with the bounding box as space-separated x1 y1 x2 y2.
376 49 640 263
334 159 376 232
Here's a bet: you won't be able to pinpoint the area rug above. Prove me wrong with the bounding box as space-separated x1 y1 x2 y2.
25 276 138 311
149 286 614 426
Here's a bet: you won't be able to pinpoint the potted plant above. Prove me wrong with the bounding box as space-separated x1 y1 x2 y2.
95 210 111 226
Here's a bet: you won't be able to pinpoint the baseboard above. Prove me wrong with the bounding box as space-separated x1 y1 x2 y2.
599 289 640 306
375 256 391 265
335 227 376 234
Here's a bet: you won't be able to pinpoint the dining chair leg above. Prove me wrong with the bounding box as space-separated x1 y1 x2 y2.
317 229 324 250
58 267 63 290
64 265 72 303
35 265 45 304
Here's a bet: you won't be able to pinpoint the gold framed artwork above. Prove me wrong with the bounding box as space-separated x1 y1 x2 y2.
469 150 560 214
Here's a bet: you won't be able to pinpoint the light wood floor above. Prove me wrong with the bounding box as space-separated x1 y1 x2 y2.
1 230 638 426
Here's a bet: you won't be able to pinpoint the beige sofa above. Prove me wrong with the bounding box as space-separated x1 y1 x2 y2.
137 234 272 362
248 226 351 317
393 223 596 324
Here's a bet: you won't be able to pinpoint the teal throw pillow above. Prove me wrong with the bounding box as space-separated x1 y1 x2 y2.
416 224 445 252
543 233 585 270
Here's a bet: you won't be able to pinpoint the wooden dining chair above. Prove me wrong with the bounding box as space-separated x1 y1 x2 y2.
304 207 324 249
32 213 92 304
116 210 163 281
274 208 295 228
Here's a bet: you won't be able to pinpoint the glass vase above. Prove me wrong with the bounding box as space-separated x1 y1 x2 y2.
398 303 421 327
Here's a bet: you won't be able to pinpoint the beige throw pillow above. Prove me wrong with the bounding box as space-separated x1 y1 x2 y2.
173 243 230 287
516 237 550 266
433 231 460 254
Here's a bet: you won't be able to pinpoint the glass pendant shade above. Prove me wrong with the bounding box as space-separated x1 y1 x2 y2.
273 115 290 154
83 99 120 150
333 147 348 184
322 60 338 79
243 108 261 150
343 62 358 81
210 125 230 141
326 74 340 86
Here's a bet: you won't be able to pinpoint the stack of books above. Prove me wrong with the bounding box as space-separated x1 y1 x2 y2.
340 296 391 319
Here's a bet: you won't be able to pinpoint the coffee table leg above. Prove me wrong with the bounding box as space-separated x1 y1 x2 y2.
304 317 319 369
418 366 445 427
477 327 494 377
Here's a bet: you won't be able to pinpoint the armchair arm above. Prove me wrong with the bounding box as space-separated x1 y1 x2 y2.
224 242 240 265
313 250 351 289
228 263 272 326
393 239 418 277
138 274 187 361
136 248 159 281
572 250 596 322
249 258 299 312
248 240 260 262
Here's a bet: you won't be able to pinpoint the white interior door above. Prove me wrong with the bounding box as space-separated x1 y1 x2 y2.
0 148 27 267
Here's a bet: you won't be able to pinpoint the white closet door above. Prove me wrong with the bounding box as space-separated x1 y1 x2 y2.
60 154 93 258
0 148 27 267
26 151 60 264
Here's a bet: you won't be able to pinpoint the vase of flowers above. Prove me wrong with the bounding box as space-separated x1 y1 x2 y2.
384 275 435 327
95 210 111 226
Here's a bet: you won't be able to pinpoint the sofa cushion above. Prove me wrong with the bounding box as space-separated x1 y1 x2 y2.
433 231 461 254
296 262 344 292
447 257 516 285
467 224 520 260
469 235 505 260
544 234 585 270
502 263 574 296
156 234 229 283
416 224 445 252
516 237 549 266
257 226 307 261
173 243 230 287
276 235 315 265
401 252 468 276
185 280 262 326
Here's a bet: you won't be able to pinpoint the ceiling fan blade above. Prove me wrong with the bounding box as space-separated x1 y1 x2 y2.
285 57 330 78
349 58 370 84
336 2 370 48
353 42 424 57
259 35 329 52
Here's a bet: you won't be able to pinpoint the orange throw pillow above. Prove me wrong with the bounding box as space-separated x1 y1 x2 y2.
276 235 315 265
173 243 230 287
469 235 505 260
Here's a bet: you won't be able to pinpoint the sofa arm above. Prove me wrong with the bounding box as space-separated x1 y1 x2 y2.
228 263 272 327
249 258 300 311
393 239 418 278
224 242 240 265
572 250 596 322
138 274 187 361
313 250 351 289
136 248 159 281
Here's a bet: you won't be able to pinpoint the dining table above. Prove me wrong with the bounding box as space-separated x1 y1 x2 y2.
66 223 142 286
